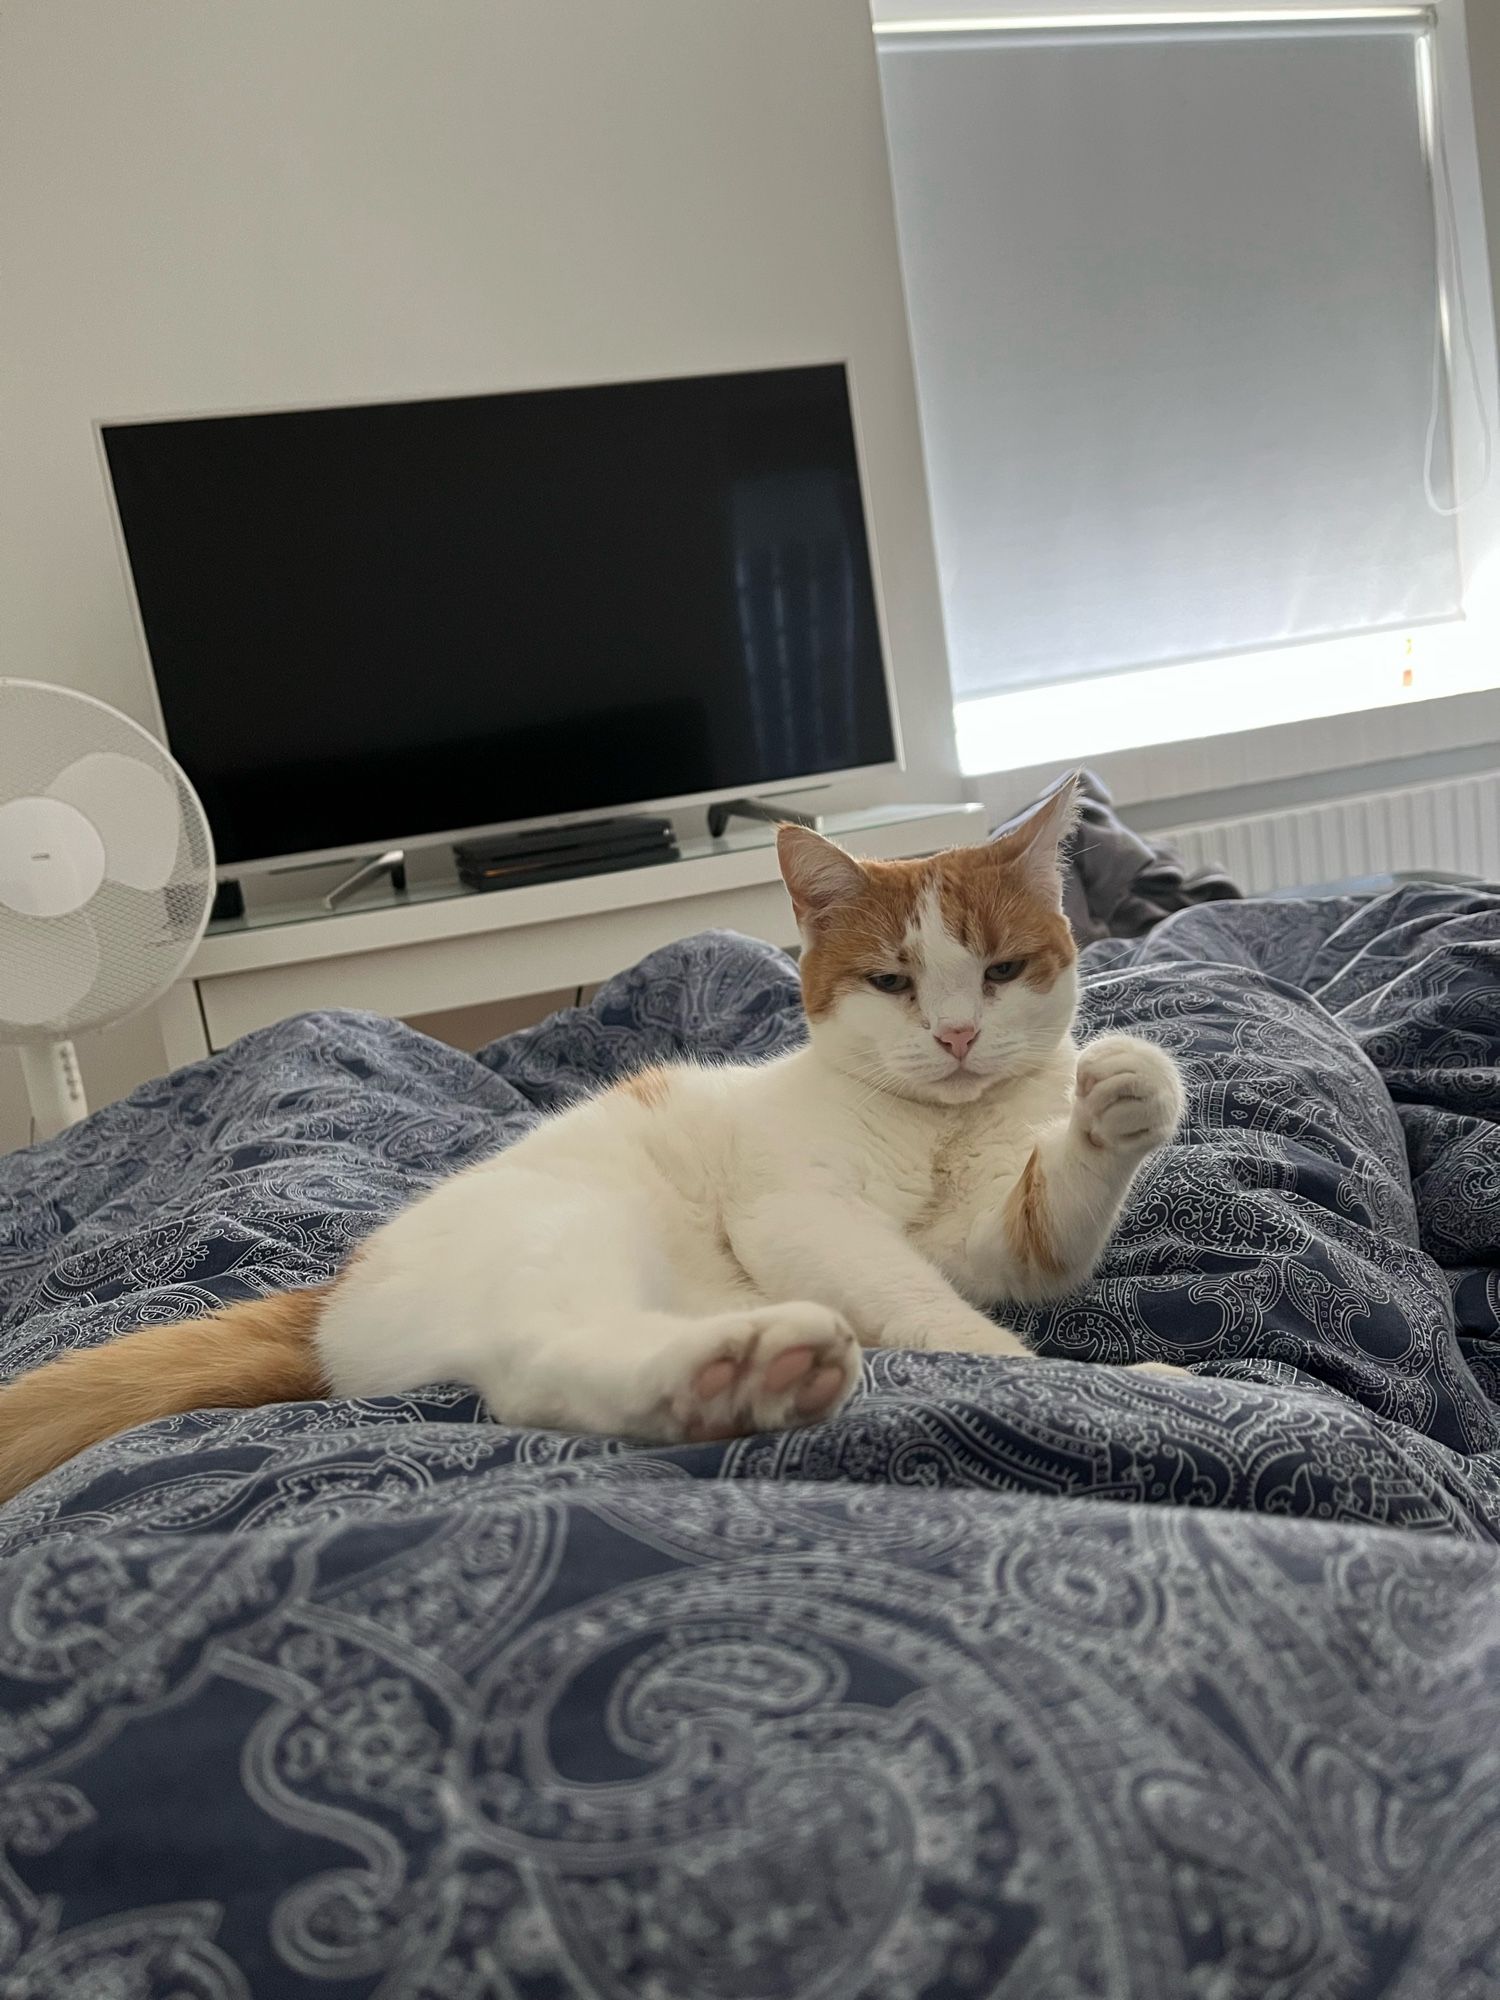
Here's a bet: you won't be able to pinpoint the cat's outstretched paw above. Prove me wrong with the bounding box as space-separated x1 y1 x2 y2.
673 1304 860 1442
1126 1360 1190 1379
1073 1035 1184 1158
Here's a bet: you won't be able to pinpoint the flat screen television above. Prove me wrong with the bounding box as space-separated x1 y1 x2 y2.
99 364 901 874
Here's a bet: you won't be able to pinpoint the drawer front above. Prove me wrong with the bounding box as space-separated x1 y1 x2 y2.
197 880 798 1048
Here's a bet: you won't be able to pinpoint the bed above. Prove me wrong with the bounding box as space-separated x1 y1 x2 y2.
3 883 1499 1998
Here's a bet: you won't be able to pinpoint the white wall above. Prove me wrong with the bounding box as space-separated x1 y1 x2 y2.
0 0 957 1149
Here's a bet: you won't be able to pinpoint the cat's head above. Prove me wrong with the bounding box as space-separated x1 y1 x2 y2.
778 780 1079 1105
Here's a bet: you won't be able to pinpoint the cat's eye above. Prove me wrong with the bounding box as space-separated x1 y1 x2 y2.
866 971 913 995
985 959 1025 984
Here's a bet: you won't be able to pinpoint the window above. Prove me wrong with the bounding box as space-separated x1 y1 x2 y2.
876 5 1498 771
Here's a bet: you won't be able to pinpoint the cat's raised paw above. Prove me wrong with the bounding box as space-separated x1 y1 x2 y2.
1073 1034 1184 1158
674 1304 860 1443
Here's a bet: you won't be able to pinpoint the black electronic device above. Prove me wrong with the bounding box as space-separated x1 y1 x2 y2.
455 815 675 865
454 813 679 892
100 365 898 875
458 845 680 894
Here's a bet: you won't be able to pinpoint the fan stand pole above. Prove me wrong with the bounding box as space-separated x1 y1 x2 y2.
18 1040 88 1140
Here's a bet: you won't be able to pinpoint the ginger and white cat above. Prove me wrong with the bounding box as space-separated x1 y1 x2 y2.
0 779 1185 1502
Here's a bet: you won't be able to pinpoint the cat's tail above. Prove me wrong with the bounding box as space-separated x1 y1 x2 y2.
0 1287 331 1504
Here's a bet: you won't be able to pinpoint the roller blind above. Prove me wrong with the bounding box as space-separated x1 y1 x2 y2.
877 18 1461 701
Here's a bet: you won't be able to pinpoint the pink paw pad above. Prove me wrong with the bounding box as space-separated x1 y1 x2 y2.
680 1309 858 1442
694 1357 740 1404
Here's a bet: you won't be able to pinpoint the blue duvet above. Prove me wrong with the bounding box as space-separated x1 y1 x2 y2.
3 884 1499 1997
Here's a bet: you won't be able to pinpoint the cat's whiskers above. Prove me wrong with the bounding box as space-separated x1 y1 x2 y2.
834 1052 905 1116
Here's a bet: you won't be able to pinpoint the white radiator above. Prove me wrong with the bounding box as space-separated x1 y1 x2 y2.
1153 771 1500 896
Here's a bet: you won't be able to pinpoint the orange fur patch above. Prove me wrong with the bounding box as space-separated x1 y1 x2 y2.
796 842 1076 1020
0 1286 330 1504
618 1066 673 1109
936 849 1074 992
796 857 919 1018
1003 1150 1064 1280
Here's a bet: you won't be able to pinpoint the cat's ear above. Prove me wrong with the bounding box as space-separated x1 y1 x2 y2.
993 773 1081 909
777 825 865 927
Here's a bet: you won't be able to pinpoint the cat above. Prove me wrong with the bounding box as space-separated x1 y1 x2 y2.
0 776 1187 1503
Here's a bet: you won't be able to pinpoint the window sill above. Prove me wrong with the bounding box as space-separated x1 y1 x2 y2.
956 620 1499 773
959 622 1500 820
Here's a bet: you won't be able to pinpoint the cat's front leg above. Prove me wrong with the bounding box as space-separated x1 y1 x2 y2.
964 1034 1184 1303
1069 1033 1185 1161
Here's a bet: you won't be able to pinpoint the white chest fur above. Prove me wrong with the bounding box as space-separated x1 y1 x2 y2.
723 1043 1077 1287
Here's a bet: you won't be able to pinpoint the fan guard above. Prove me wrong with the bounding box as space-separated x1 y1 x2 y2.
0 678 214 1134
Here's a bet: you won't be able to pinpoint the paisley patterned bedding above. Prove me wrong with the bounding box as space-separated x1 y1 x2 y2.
3 884 1499 1998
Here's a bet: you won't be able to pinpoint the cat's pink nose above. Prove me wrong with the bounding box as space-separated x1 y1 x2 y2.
935 1024 979 1062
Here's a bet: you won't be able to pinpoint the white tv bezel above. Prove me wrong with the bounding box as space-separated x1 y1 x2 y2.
95 360 906 881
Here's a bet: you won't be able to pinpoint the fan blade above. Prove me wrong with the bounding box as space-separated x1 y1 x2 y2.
0 905 100 1028
48 751 180 892
0 796 107 917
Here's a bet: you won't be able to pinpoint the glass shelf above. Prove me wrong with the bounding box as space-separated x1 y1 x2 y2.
206 803 969 938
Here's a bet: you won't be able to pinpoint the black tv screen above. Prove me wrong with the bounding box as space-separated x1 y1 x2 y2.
101 365 898 869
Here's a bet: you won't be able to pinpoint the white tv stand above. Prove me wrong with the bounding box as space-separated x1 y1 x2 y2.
159 802 986 1066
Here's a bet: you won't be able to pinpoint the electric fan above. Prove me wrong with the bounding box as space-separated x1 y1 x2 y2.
0 679 215 1140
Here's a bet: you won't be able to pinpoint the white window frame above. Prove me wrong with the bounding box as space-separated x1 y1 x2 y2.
873 0 1500 809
